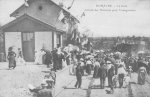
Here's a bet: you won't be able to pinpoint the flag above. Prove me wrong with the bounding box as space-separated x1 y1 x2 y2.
70 18 76 32
24 0 29 6
71 28 77 40
81 38 88 46
67 0 75 10
58 10 65 22
80 12 85 18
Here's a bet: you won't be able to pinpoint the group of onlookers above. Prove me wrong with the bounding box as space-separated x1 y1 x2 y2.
28 68 56 97
72 49 149 94
34 46 73 72
7 47 26 69
7 45 150 96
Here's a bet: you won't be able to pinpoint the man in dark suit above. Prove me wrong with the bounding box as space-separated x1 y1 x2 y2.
37 81 53 97
98 62 107 89
52 48 58 72
75 62 84 89
107 61 115 87
107 61 115 93
45 51 52 68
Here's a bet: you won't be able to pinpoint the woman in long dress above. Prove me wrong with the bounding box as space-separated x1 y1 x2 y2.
137 66 147 85
38 49 45 65
17 48 26 65
34 50 39 65
7 47 16 69
72 58 78 75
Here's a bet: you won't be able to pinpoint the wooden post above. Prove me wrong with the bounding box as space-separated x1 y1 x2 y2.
52 31 54 50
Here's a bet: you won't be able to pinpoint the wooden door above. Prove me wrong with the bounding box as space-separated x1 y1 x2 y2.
22 32 35 62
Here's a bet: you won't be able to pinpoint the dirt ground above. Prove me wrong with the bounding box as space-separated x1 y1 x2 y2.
1 62 150 97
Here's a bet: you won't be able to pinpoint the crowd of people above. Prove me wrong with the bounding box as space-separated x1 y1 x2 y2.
69 49 150 94
6 45 150 96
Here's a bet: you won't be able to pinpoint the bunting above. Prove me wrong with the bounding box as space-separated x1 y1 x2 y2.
71 28 78 40
58 10 65 22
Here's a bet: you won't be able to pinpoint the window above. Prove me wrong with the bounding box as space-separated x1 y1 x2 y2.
38 6 43 11
37 4 44 12
23 33 34 41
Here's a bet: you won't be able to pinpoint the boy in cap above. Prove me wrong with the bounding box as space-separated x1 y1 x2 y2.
37 81 53 97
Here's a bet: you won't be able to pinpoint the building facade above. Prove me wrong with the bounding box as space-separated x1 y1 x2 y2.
0 0 78 62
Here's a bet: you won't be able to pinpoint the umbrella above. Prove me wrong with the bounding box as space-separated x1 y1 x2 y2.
100 50 104 53
96 50 100 53
81 50 88 54
137 51 145 54
115 52 121 55
137 60 149 71
73 46 79 52
63 46 73 53
146 56 150 58
86 55 94 59
68 44 73 47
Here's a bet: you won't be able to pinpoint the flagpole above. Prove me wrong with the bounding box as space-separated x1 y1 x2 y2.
68 0 75 10
79 11 85 21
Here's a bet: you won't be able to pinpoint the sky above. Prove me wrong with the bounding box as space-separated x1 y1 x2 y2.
0 0 150 37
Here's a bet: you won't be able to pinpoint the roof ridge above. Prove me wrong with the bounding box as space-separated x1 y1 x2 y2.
10 0 79 23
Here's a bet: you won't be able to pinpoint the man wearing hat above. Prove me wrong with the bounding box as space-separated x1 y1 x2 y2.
98 62 107 89
117 62 127 88
80 58 85 76
93 59 100 78
75 61 84 89
37 80 53 97
107 61 115 87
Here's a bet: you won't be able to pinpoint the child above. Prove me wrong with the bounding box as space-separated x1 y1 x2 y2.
112 75 118 89
44 75 55 89
109 75 118 94
128 66 133 79
123 74 131 88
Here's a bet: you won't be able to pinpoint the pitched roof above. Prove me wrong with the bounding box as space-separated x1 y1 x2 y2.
0 14 65 33
10 0 79 23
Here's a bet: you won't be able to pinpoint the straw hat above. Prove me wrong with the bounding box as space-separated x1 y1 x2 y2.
41 80 48 86
80 58 84 61
45 78 54 83
107 61 111 64
28 84 35 90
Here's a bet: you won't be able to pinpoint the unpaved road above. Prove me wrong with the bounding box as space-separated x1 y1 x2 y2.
0 62 150 97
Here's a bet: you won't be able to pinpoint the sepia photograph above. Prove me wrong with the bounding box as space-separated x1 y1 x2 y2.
0 0 150 97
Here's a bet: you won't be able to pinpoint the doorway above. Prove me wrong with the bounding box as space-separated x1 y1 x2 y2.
22 32 35 62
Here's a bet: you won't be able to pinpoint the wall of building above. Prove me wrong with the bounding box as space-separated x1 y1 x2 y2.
16 0 65 31
35 31 52 52
5 32 22 61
